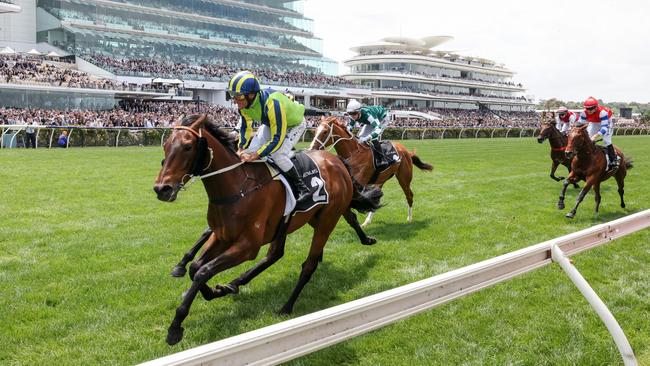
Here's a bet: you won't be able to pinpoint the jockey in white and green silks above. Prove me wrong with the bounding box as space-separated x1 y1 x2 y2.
345 100 388 151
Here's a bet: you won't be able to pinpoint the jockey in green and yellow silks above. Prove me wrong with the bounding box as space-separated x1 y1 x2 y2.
228 70 310 202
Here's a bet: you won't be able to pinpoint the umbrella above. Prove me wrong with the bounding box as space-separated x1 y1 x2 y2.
27 49 42 56
46 51 61 57
0 47 16 55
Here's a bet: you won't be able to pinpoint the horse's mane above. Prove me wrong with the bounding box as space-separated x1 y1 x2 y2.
181 114 238 153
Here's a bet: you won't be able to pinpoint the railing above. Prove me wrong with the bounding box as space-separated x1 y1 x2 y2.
2 125 649 148
139 210 650 366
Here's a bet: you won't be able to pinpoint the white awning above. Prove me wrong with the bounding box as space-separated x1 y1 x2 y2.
0 47 16 55
27 49 42 56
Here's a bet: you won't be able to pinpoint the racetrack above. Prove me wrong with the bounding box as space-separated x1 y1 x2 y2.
1 136 649 365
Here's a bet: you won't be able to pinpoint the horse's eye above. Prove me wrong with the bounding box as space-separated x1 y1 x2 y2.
161 159 165 166
183 144 192 151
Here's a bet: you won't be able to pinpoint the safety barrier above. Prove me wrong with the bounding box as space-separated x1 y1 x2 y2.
140 210 650 366
2 125 648 149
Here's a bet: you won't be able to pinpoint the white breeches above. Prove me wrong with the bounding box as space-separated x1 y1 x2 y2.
587 122 613 146
358 116 389 141
245 120 306 171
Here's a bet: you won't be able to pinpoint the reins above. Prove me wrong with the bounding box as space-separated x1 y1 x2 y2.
171 125 275 204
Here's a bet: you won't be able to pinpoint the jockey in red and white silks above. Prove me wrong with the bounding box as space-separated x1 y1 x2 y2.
576 96 618 172
555 106 577 135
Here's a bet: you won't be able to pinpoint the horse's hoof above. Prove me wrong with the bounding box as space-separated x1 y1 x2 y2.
171 266 187 278
565 212 575 219
573 184 580 189
557 202 565 210
621 203 626 208
363 237 377 246
214 284 238 297
166 326 184 346
278 305 293 315
557 176 565 181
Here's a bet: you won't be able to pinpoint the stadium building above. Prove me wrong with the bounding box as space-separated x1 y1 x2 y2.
343 36 533 113
0 0 370 111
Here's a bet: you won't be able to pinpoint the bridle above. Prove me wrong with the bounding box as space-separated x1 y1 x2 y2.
169 125 271 204
312 120 362 151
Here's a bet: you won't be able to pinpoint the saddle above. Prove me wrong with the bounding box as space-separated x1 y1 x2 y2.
267 152 329 214
368 140 400 184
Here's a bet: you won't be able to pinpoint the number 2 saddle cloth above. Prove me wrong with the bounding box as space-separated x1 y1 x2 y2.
266 151 330 216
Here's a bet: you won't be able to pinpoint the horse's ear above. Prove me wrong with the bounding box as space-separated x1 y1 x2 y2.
578 124 588 130
190 114 207 129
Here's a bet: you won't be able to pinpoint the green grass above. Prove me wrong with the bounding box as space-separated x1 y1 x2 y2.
1 136 649 365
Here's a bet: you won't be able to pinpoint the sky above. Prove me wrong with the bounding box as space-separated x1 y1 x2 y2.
303 0 650 103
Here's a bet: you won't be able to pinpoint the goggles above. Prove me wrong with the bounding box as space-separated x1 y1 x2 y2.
585 106 597 111
558 112 566 117
227 91 247 101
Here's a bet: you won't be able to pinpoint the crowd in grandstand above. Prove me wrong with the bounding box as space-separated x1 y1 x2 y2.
85 55 357 89
393 109 539 128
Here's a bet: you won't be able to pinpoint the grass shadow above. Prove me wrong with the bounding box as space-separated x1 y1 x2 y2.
365 219 432 241
188 253 381 344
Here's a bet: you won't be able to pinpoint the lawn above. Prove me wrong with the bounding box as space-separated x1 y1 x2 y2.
1 136 649 365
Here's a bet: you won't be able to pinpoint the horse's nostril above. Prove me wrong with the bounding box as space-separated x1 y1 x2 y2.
154 184 172 195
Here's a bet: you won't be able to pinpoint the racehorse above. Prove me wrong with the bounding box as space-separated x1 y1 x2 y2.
558 124 633 218
153 114 382 345
536 121 579 188
309 116 433 227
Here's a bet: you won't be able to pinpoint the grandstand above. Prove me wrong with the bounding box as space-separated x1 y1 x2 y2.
343 36 534 113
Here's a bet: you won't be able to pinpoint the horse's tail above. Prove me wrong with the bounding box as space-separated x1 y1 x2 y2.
338 156 383 213
410 149 434 171
350 186 383 213
625 157 633 170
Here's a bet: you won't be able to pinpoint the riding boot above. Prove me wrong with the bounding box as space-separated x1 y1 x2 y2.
284 165 311 203
371 139 382 152
606 144 619 173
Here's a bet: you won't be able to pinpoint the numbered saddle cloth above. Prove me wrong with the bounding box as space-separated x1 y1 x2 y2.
268 151 329 216
373 141 400 173
368 141 401 184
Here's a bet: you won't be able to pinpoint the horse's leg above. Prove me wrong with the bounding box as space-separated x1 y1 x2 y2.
566 164 580 189
396 161 415 222
593 182 602 215
558 179 570 210
566 181 593 219
167 248 248 345
171 227 212 277
343 208 376 245
615 170 626 208
223 219 291 293
361 183 383 228
550 160 563 181
279 216 338 315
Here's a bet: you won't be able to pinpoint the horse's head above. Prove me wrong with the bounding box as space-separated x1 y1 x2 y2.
154 114 212 202
309 116 351 150
565 124 589 159
536 121 556 143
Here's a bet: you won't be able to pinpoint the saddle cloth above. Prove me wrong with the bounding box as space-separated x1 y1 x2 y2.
367 141 400 184
267 151 329 216
372 141 400 173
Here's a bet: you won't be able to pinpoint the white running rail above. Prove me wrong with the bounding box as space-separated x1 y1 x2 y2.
140 209 650 366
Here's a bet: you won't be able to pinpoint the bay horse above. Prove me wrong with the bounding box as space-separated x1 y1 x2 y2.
309 116 433 227
536 121 579 188
558 124 633 218
153 114 381 345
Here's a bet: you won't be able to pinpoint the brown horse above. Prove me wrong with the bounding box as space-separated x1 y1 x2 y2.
558 124 633 218
536 121 579 187
154 114 381 345
309 116 433 227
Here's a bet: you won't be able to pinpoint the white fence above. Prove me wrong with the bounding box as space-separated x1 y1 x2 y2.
140 209 650 366
3 125 649 149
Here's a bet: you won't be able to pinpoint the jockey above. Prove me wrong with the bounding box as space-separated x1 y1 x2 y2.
555 106 577 135
346 99 389 152
229 70 311 203
577 96 618 172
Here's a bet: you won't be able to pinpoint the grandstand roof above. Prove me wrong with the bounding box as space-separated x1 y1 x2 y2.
350 36 454 54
